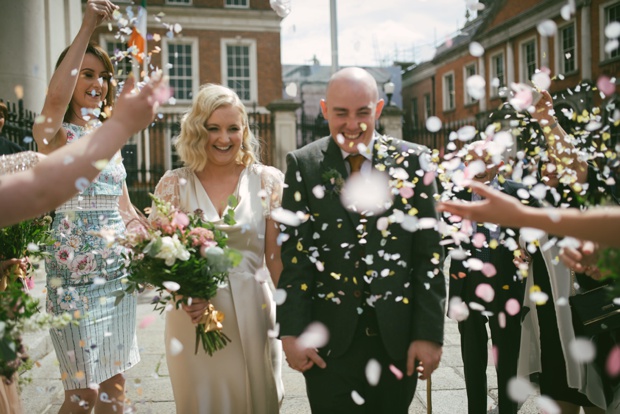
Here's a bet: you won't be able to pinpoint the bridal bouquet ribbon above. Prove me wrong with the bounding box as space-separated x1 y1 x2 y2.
103 194 242 356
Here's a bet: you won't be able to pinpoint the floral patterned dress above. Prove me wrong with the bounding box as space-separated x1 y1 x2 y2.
44 123 140 390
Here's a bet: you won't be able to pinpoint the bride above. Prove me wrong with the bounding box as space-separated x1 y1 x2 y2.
151 83 284 413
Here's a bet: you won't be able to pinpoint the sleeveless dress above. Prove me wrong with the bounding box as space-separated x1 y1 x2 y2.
152 164 284 414
44 123 140 390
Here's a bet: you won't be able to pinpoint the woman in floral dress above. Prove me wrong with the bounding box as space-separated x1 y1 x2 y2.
32 2 140 413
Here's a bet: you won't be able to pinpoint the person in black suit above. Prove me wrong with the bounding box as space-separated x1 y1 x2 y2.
445 140 532 414
277 67 446 414
0 102 25 156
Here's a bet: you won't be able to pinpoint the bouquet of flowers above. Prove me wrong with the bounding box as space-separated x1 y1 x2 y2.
119 194 242 356
0 215 54 291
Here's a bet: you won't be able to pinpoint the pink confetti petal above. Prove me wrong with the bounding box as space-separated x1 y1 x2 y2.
606 345 620 377
597 75 616 97
481 262 497 277
475 283 495 302
423 171 435 186
505 298 521 316
472 232 486 248
139 314 157 329
399 186 414 199
389 364 403 380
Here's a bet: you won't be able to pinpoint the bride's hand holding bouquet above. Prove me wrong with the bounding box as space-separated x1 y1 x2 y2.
105 194 242 355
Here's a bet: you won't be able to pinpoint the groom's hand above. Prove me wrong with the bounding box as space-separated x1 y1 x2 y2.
407 340 442 380
282 336 326 373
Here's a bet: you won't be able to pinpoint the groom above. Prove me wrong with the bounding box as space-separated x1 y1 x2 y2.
277 67 446 413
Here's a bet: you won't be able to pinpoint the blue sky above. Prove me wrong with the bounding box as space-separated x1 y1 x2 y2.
280 0 470 66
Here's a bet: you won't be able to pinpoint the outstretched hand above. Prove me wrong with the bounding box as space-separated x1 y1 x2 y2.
407 340 442 380
437 180 525 227
112 71 170 136
560 241 603 280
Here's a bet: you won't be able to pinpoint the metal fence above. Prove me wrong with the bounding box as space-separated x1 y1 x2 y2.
1 99 38 151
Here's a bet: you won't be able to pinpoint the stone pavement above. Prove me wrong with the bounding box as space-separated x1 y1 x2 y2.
20 270 543 414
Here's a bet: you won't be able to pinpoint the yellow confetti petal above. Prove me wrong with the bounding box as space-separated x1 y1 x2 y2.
301 284 308 291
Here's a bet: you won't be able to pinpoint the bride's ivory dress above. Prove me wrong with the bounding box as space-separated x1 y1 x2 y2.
152 164 284 414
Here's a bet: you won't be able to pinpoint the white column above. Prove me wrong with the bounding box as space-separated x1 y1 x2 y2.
540 35 550 70
268 100 300 172
506 41 515 84
478 56 487 112
580 2 592 81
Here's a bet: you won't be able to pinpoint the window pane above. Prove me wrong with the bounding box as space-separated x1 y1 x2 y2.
226 44 252 101
104 41 133 82
168 43 193 101
606 4 620 58
225 0 248 6
561 24 575 73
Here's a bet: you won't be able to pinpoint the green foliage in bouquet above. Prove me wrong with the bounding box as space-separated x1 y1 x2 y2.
0 284 78 382
0 216 54 261
119 194 242 356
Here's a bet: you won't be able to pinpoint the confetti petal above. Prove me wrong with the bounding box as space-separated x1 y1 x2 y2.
507 377 535 403
569 338 596 363
365 359 381 386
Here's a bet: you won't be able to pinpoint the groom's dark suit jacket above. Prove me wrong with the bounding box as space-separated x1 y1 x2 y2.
277 135 446 361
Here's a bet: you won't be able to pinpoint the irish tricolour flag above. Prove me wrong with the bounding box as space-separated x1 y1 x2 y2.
128 0 147 64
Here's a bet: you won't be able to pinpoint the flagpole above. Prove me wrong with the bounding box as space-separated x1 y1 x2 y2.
329 0 339 74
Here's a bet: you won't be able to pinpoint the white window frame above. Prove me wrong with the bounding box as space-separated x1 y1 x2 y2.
489 51 505 98
220 38 258 104
99 35 134 82
166 0 192 5
424 93 432 120
519 37 538 82
463 62 477 104
442 71 455 112
162 37 199 103
225 0 250 8
555 20 578 75
600 0 620 62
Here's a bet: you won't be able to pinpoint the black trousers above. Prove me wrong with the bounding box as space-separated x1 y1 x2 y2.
458 307 521 414
303 323 417 414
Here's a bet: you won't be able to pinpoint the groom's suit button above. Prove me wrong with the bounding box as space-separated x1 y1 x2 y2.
353 290 362 298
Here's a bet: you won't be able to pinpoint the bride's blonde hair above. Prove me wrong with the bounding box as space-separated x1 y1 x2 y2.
175 84 258 171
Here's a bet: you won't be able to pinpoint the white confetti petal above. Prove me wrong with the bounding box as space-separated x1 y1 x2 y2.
169 337 183 356
507 377 535 403
426 116 442 133
297 322 329 349
605 21 620 39
351 390 365 405
271 208 301 227
273 289 287 305
163 281 181 292
537 20 557 37
569 338 596 363
75 177 90 192
365 359 381 386
536 395 560 414
469 42 485 57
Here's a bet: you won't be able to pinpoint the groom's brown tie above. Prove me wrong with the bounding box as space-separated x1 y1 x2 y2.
347 153 365 175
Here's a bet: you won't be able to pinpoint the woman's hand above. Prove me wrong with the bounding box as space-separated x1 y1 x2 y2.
83 0 118 29
0 258 28 274
182 297 210 324
560 241 603 280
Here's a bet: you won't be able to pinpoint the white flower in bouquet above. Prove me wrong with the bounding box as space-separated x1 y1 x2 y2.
146 235 190 266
